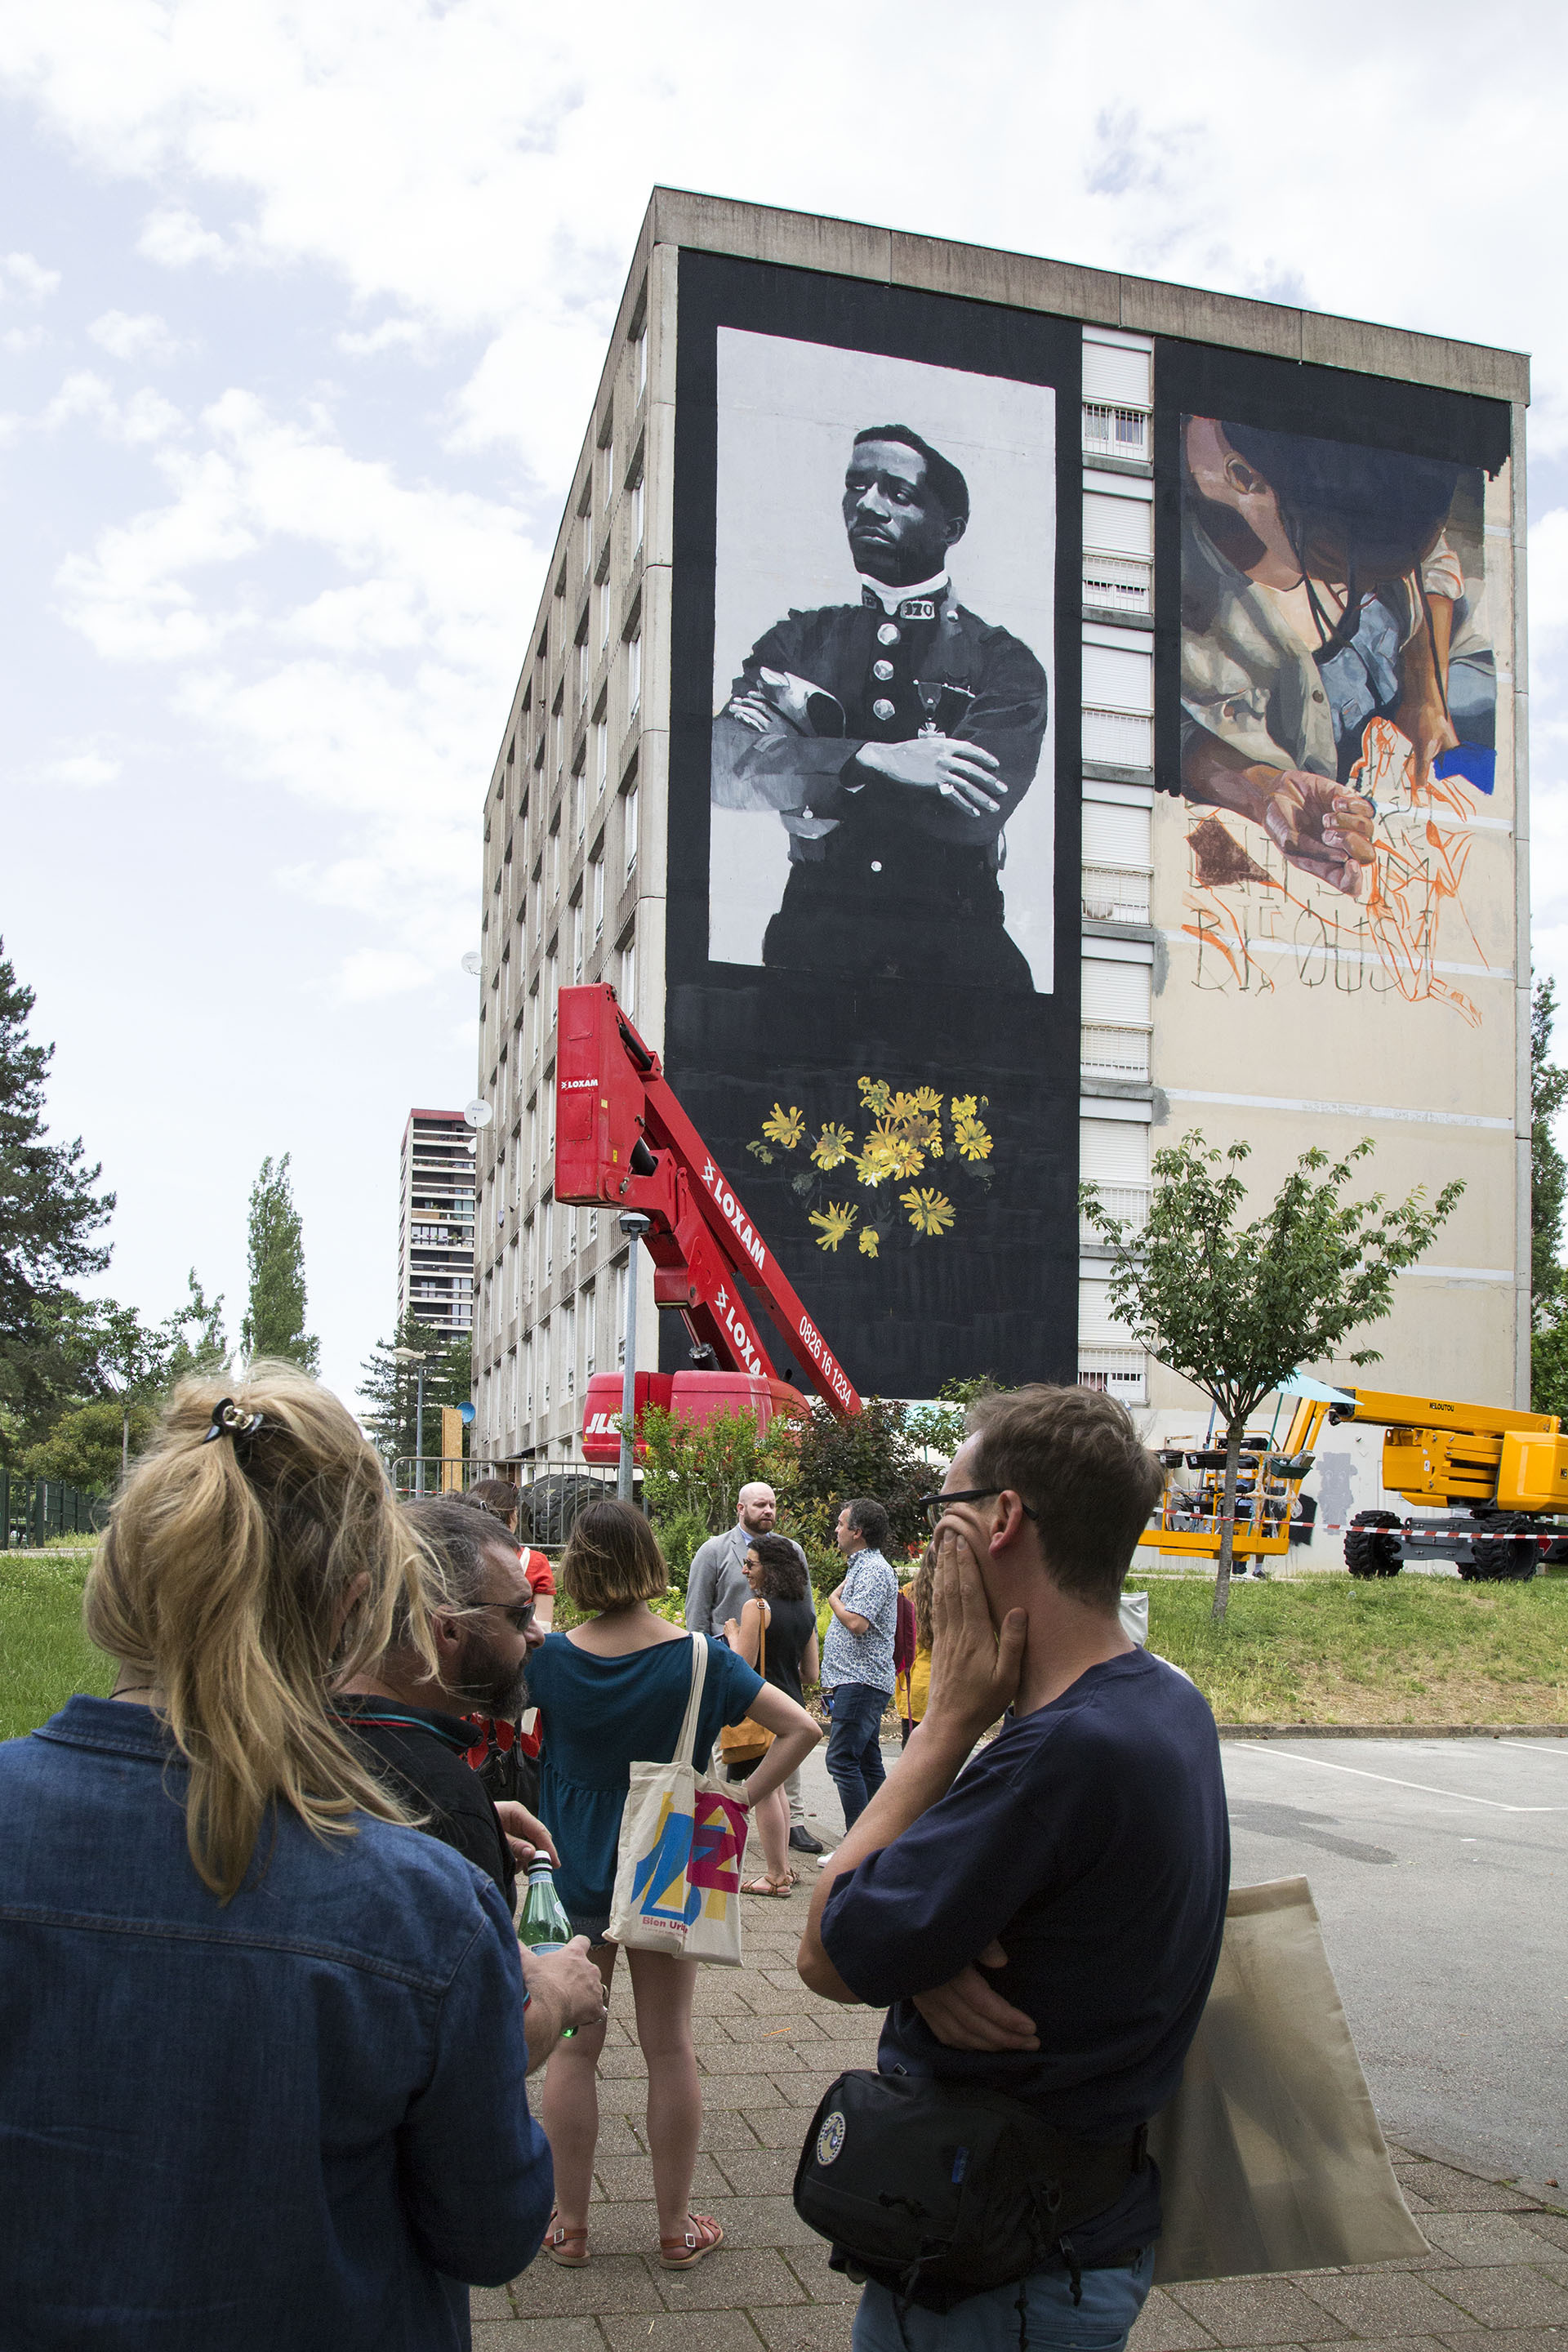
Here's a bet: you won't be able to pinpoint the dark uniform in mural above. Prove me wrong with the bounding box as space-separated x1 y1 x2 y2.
710 425 1049 991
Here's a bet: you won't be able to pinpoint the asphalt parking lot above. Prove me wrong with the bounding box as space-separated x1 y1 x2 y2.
800 1734 1568 2188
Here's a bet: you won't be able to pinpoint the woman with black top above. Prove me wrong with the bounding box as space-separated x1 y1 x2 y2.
724 1532 821 1896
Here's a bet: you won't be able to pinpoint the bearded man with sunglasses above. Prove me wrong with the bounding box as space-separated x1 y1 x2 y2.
798 1388 1229 2352
339 1495 606 2069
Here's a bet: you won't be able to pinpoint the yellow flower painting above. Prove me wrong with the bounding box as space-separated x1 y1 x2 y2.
748 1074 995 1260
809 1200 858 1252
761 1102 805 1149
900 1187 956 1237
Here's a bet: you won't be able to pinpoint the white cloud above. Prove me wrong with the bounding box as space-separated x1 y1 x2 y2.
42 746 121 788
88 308 185 363
136 207 230 270
2 324 46 353
336 317 429 359
1530 510 1568 646
42 368 185 447
2 250 60 301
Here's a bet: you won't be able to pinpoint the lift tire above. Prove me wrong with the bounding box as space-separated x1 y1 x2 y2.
1465 1517 1539 1583
1345 1510 1402 1579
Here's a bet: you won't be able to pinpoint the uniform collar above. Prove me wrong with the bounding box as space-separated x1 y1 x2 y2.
858 571 951 616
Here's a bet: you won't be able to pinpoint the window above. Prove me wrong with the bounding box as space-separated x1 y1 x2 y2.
573 769 585 844
580 507 592 577
528 980 541 1064
541 1319 551 1414
522 1332 533 1422
631 473 644 552
506 1348 518 1432
506 1234 519 1320
523 1214 535 1302
510 1140 521 1209
623 782 638 881
543 1197 554 1284
626 630 641 719
562 1299 576 1401
591 850 604 941
613 1258 628 1369
549 823 560 902
635 326 647 398
572 898 584 982
587 1205 599 1243
553 706 564 775
600 433 614 508
598 578 611 652
577 632 590 710
582 1282 596 1379
619 929 636 1016
595 717 608 797
547 947 558 1024
567 1202 577 1261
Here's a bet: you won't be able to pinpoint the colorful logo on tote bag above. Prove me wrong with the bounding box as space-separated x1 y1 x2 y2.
631 1791 749 1926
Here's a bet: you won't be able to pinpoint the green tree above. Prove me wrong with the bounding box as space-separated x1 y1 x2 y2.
0 938 114 1457
635 1403 804 1547
23 1396 158 1489
1084 1132 1462 1620
240 1154 319 1372
358 1314 470 1466
163 1269 230 1383
903 1374 1002 1463
95 1299 178 1481
791 1396 930 1569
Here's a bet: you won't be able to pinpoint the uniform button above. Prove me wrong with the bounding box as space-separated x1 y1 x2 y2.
872 659 893 681
872 698 895 721
871 861 883 874
1312 688 1326 703
877 622 900 646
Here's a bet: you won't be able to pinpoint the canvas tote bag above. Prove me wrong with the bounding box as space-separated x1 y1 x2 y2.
607 1634 751 1966
1149 1877 1428 2283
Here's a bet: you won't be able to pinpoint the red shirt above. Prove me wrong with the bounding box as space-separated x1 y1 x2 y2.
464 1548 555 1768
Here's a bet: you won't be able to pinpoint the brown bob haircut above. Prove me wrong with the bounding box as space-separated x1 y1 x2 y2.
559 1498 668 1612
964 1383 1162 1612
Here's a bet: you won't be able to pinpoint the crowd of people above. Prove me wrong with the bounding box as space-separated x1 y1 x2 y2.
0 1369 1229 2352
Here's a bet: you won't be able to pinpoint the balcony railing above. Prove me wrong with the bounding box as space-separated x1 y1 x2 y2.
1081 403 1150 463
1081 862 1152 924
1077 1348 1148 1405
1082 549 1152 617
1082 705 1152 768
1080 1022 1151 1081
1080 1183 1152 1245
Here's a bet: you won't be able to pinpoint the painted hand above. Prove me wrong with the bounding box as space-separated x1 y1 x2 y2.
856 734 1006 817
1257 769 1375 895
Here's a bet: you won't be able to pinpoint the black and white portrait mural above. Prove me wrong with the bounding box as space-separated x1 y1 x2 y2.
707 331 1058 993
666 256 1080 1397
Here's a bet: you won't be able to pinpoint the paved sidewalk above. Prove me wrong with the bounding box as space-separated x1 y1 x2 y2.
472 1862 1568 2351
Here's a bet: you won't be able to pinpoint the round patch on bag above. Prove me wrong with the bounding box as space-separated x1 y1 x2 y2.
815 2109 846 2167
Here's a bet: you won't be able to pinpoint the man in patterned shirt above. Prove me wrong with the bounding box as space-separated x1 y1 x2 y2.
821 1497 900 1837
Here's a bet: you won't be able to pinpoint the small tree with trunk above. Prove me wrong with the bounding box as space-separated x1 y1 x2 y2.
241 1154 319 1372
1082 1132 1462 1619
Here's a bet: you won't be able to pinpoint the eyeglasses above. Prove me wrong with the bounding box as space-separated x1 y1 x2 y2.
482 1598 537 1634
916 1490 1040 1530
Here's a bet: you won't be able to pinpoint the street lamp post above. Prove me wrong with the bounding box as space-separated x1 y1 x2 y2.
617 1214 652 1504
394 1348 430 1494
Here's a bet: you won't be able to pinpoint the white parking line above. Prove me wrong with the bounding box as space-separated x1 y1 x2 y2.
1231 1743 1566 1813
1499 1740 1568 1761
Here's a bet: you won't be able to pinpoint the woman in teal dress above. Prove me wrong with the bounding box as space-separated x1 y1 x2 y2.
527 1501 818 2274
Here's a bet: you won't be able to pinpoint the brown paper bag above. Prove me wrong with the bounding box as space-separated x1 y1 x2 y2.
1148 1877 1427 2283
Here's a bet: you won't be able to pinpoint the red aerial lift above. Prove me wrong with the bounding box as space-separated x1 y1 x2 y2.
555 985 864 1463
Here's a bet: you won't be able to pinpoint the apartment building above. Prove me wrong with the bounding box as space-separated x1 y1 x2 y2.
472 189 1529 1470
398 1108 477 1347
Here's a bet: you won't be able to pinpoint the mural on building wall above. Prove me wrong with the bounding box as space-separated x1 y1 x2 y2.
708 328 1057 993
667 256 1081 1395
1177 416 1495 1024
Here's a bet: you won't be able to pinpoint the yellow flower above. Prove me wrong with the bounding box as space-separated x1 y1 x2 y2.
857 1076 892 1117
810 1200 858 1252
900 1186 956 1238
951 1094 978 1119
911 1086 942 1115
858 1227 881 1258
954 1113 993 1162
861 1120 921 1178
811 1122 855 1170
889 1091 924 1125
761 1102 805 1149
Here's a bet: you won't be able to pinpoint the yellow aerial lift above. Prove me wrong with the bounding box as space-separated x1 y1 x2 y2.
1330 1388 1566 1580
1140 1383 1334 1566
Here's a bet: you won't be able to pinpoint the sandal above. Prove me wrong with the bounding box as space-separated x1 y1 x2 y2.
659 2213 724 2269
543 2213 590 2267
740 1873 792 1897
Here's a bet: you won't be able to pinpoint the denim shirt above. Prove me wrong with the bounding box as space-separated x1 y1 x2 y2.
0 1696 552 2351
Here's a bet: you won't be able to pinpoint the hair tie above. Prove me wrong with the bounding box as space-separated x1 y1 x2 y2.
203 1397 265 1447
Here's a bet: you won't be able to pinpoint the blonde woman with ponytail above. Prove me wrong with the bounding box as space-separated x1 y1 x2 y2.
0 1365 555 2352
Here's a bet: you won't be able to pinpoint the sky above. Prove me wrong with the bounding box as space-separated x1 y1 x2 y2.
2 0 1567 1412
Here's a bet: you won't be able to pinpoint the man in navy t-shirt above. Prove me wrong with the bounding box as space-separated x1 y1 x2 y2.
799 1385 1229 2352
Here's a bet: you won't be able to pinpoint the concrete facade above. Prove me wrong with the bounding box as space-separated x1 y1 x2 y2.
470 189 1531 1487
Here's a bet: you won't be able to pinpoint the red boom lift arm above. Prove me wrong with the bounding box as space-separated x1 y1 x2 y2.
553 983 862 1419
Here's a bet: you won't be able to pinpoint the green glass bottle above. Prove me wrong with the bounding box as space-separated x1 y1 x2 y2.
519 1859 573 1955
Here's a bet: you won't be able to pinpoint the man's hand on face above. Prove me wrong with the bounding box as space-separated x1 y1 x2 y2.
519 1935 608 2038
856 735 1006 817
911 1940 1040 2053
494 1801 560 1870
922 1525 1027 1748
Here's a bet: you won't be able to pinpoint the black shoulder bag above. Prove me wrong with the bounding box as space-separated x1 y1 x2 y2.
793 2068 1148 2315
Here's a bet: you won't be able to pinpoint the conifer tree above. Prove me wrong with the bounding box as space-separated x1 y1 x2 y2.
240 1155 319 1373
0 938 114 1450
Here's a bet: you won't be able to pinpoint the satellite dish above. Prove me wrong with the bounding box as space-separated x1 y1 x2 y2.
461 951 483 977
464 1098 494 1130
458 1401 476 1425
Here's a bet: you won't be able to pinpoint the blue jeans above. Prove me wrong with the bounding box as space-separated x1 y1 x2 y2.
853 2246 1154 2352
826 1682 889 1831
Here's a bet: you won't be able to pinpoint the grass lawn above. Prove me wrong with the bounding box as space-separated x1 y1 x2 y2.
0 1549 113 1742
1143 1570 1568 1725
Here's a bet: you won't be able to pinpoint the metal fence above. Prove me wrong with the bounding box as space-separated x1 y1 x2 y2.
1 1472 109 1550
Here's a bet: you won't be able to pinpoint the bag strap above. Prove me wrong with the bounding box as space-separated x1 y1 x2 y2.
757 1605 767 1683
675 1633 710 1769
